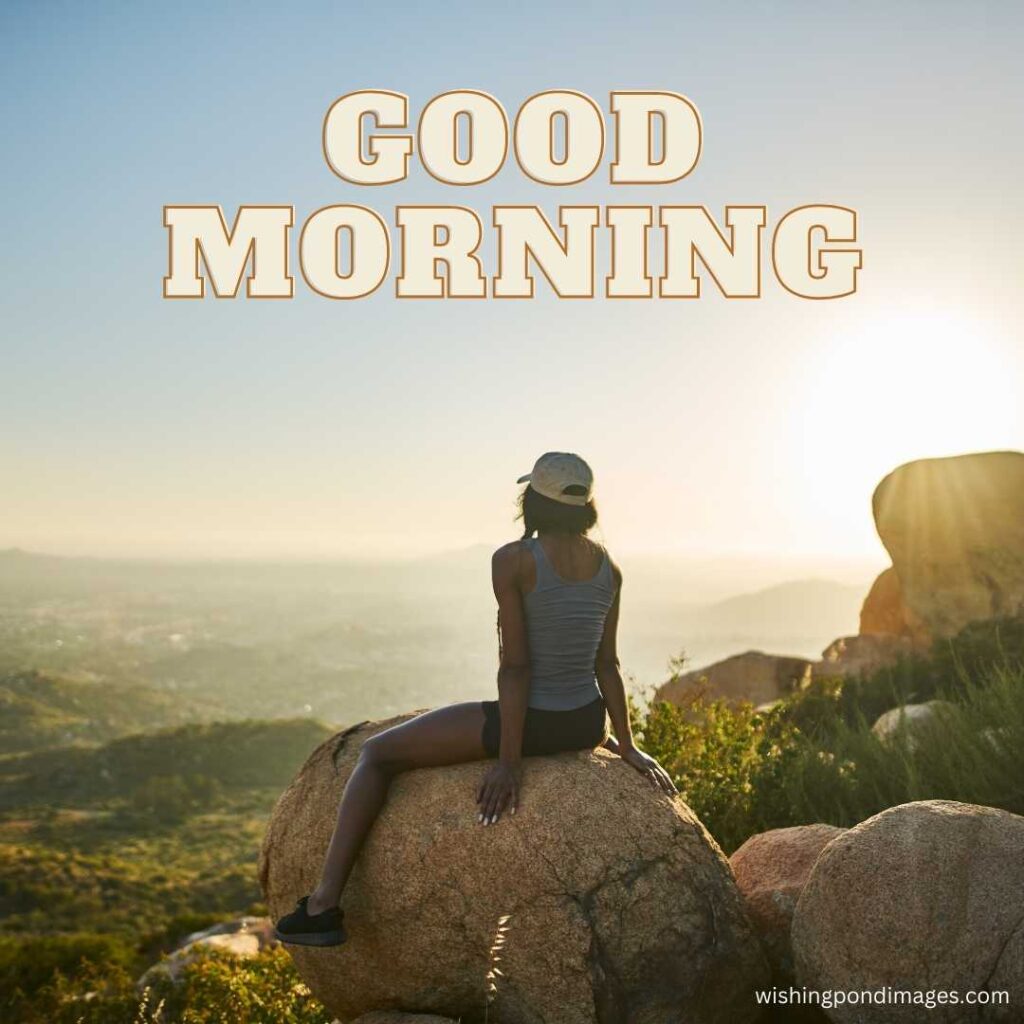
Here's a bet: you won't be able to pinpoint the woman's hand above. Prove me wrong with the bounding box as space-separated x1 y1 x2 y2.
620 745 678 796
476 761 521 825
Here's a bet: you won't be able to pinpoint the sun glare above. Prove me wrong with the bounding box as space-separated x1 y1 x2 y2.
801 310 1017 477
786 309 1020 553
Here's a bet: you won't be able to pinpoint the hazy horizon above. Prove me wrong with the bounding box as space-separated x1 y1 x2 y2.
1 539 884 604
0 542 872 706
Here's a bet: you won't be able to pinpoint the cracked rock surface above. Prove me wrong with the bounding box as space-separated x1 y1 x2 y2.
260 714 767 1024
793 800 1024 1023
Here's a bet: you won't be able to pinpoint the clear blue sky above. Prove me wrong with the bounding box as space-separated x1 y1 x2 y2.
2 1 1022 561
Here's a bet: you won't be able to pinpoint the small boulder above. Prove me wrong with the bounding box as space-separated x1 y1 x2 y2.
656 651 812 709
870 700 956 748
174 916 277 951
138 917 276 988
261 715 768 1024
729 824 845 978
793 800 1024 1022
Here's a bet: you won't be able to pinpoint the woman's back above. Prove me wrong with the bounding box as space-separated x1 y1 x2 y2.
522 535 617 711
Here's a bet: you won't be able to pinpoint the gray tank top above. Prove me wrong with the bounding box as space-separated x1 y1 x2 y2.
522 537 618 711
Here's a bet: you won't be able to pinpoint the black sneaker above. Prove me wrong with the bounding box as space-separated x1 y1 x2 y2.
274 896 347 947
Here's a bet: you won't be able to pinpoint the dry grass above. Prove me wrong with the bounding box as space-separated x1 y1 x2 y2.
485 913 511 1022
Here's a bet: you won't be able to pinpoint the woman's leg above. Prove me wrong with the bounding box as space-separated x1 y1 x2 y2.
306 701 487 914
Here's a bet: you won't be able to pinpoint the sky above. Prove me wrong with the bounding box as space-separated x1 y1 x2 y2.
2 1 1022 571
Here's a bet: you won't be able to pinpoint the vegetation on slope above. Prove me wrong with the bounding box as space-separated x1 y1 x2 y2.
4 616 1024 1022
0 671 201 754
2 717 337 811
1 716 336 1020
635 615 1024 852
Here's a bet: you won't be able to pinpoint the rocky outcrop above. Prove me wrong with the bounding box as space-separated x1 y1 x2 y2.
872 451 1024 644
858 567 922 639
729 824 845 978
813 634 914 680
870 700 956 747
656 637 917 709
260 715 768 1024
793 800 1024 1022
656 635 916 709
655 651 812 709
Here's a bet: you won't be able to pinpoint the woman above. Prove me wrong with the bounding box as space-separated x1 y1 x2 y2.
275 452 676 947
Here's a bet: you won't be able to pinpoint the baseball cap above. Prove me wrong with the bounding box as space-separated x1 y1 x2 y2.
517 452 594 506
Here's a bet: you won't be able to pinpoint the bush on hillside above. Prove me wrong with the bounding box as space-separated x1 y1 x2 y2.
0 932 136 1007
0 671 186 755
636 616 1024 852
634 698 800 851
799 614 1024 737
0 838 264 939
10 947 332 1024
930 614 1024 683
128 774 224 825
3 718 336 810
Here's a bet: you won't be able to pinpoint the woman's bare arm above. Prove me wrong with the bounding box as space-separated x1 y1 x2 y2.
594 566 635 750
492 541 530 765
476 542 530 823
595 565 677 795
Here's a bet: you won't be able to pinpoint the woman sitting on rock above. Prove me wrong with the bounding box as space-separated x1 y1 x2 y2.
274 451 677 946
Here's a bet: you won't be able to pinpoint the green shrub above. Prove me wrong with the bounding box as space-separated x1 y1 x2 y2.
11 948 332 1024
0 931 136 1004
3 717 334 810
128 774 224 825
0 671 186 755
154 947 332 1024
635 618 1024 852
780 615 1024 744
0 816 267 937
772 666 1024 829
930 614 1024 684
635 697 800 850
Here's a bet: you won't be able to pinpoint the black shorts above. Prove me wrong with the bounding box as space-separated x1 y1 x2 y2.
481 696 608 758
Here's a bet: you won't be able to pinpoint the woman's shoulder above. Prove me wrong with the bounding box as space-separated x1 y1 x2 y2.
492 537 528 559
595 542 622 587
491 539 529 575
492 539 539 593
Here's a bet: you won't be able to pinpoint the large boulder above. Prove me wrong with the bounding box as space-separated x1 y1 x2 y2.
793 800 1024 1022
872 451 1024 643
260 715 768 1024
655 651 812 709
729 824 845 978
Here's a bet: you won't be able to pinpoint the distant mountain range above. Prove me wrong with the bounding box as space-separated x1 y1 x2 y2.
687 578 864 639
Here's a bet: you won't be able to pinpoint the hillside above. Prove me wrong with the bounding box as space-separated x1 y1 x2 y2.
0 671 219 754
680 579 864 651
1 717 337 810
0 716 338 949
